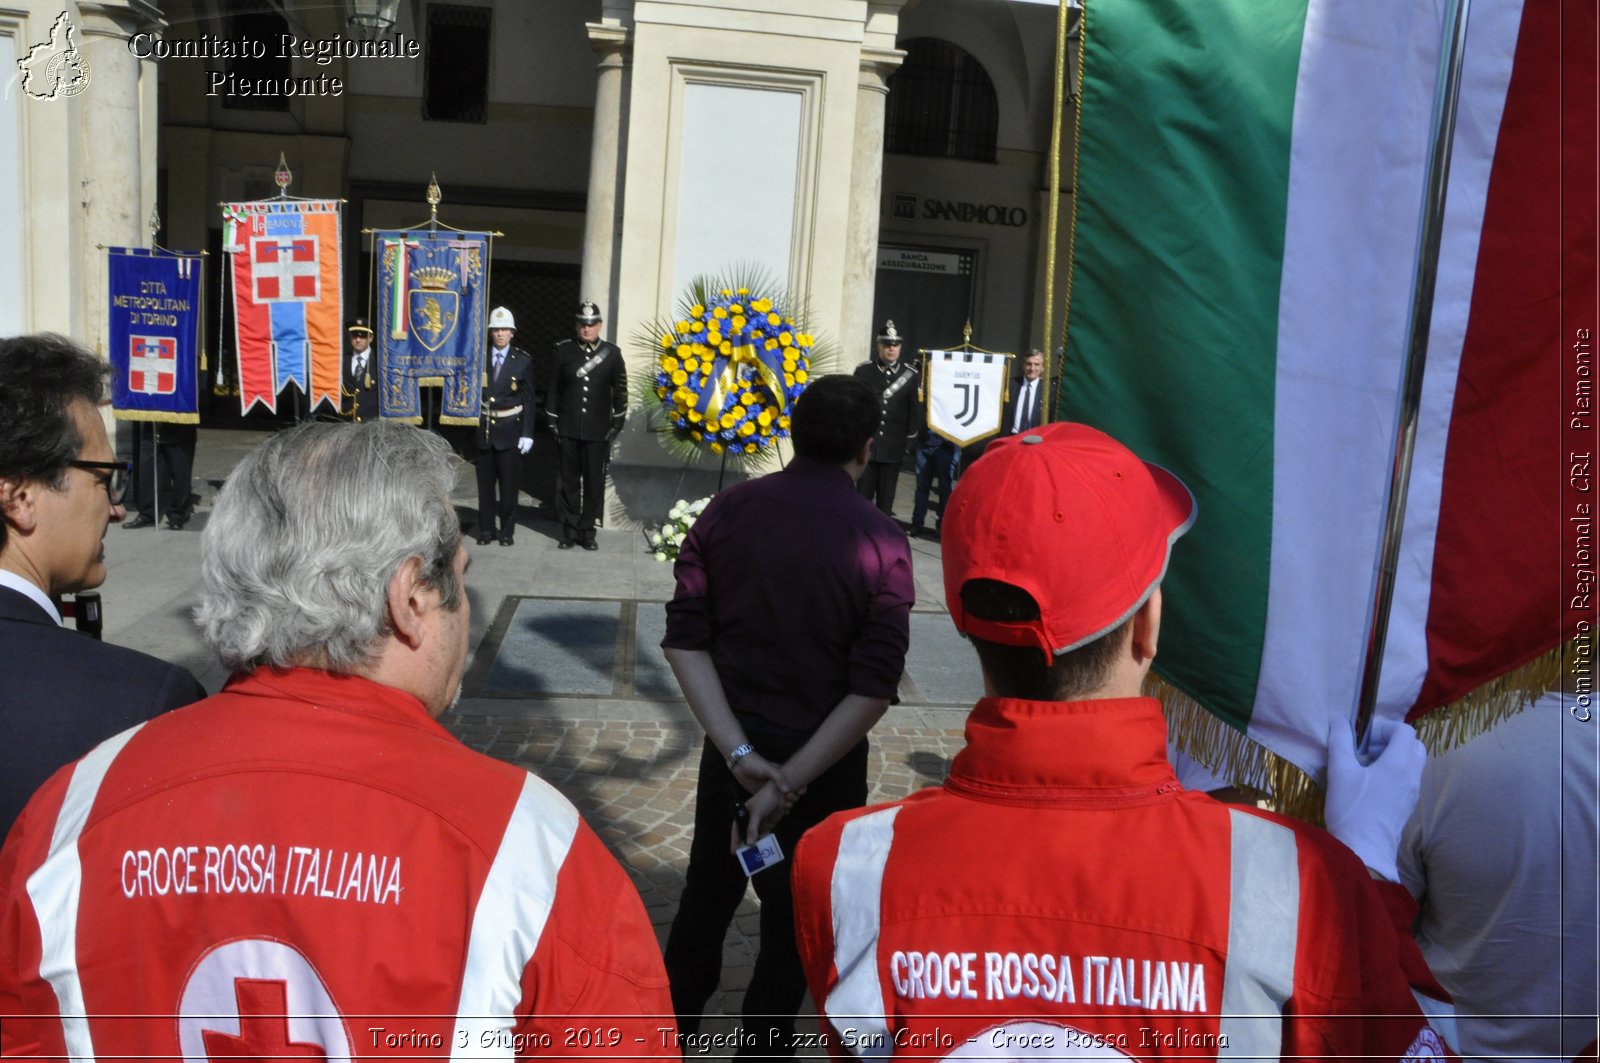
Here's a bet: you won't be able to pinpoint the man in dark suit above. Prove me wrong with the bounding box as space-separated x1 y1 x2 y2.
852 320 921 516
548 301 627 551
123 422 199 531
475 306 537 546
0 333 205 837
1002 348 1046 436
344 317 380 423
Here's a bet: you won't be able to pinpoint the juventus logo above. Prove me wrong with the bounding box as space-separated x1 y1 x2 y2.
954 383 981 427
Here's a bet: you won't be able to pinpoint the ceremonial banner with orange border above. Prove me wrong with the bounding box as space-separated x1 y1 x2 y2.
224 199 343 414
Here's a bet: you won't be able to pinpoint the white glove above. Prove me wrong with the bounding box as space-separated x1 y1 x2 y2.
1323 715 1426 881
516 436 533 455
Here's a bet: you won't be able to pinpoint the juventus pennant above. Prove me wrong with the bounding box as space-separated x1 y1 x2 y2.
924 349 1011 447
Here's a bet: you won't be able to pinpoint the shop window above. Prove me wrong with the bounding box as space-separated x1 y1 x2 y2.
424 4 491 123
885 38 998 163
223 10 290 112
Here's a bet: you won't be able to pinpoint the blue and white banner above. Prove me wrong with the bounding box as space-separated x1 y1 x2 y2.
374 230 489 425
107 248 204 423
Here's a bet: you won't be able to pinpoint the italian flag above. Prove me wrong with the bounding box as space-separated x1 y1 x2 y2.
1061 0 1596 787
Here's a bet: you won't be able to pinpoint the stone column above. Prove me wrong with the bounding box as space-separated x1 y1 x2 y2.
839 47 903 359
76 2 159 350
581 23 632 316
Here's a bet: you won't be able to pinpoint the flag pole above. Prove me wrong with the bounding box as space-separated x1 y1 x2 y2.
1354 0 1474 740
1038 0 1073 425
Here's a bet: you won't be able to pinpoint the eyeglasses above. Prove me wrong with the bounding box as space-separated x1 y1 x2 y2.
67 460 132 505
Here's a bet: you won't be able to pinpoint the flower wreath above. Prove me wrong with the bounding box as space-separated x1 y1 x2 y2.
638 272 827 463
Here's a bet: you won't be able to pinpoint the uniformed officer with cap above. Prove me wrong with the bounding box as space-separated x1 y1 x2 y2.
344 317 379 423
476 306 536 546
548 300 627 550
851 319 921 517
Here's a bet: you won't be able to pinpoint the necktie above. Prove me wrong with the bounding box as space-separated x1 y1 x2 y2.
1024 381 1035 428
493 352 504 379
354 356 365 379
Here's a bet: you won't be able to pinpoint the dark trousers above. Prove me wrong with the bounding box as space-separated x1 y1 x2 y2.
555 435 607 543
911 436 960 529
664 728 869 1059
133 425 196 520
856 460 900 517
474 444 520 537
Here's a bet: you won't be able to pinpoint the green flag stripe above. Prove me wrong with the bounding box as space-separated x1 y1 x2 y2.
1062 0 1309 730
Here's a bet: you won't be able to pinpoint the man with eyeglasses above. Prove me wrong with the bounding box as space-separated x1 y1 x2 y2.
0 333 205 837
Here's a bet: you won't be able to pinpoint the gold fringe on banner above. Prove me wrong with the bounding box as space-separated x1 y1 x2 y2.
438 416 477 426
1148 633 1590 827
111 410 201 425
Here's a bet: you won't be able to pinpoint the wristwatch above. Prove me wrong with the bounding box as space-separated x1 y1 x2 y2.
727 743 756 770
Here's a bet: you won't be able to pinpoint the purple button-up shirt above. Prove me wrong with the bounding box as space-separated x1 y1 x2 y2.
662 456 914 732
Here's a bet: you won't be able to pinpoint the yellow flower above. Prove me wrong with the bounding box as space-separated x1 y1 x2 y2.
798 333 814 347
782 356 796 371
707 330 722 345
659 334 674 348
713 307 728 320
783 372 794 386
744 442 757 453
677 320 693 334
739 421 756 437
710 441 724 454
740 392 756 406
690 304 705 317
719 341 732 356
662 356 679 372
720 414 736 429
765 338 779 351
688 410 702 423
738 288 749 295
730 303 743 314
778 416 791 429
758 410 773 426
795 370 808 383
691 321 705 333
655 386 667 399
671 370 688 386
766 312 780 327
676 344 692 358
691 430 703 441
732 315 746 331
720 288 732 297
752 298 772 313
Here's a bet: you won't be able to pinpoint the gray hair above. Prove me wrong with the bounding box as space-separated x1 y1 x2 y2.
197 421 464 673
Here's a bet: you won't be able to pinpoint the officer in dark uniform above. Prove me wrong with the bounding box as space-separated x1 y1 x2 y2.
851 319 920 517
344 317 380 423
548 300 627 550
475 306 537 546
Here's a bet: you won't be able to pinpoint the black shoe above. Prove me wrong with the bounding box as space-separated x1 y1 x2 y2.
557 540 575 550
581 540 599 551
499 535 514 546
476 531 497 545
181 492 200 520
123 514 154 530
165 513 187 530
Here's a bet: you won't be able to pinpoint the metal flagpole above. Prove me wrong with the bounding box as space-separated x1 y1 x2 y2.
1038 0 1072 425
1354 0 1475 740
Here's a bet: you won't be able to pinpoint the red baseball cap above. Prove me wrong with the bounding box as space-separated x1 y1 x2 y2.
943 422 1197 660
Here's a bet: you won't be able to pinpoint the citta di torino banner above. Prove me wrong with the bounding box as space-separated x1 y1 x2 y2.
373 230 490 425
923 349 1012 447
223 199 343 415
106 248 203 424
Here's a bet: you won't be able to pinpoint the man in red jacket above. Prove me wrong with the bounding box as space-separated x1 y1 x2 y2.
792 422 1450 1061
0 421 674 1058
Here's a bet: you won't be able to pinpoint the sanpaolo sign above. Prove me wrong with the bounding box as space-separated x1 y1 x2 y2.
919 199 1028 227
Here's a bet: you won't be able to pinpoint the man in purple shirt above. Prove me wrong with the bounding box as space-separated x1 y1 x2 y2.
661 374 914 1057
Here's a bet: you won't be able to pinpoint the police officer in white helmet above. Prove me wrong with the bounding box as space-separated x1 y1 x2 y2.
475 306 536 546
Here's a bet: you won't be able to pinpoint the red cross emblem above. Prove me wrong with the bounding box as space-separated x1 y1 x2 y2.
202 980 328 1063
128 336 176 395
252 236 320 302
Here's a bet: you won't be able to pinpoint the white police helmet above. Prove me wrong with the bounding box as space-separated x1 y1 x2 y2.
488 306 516 331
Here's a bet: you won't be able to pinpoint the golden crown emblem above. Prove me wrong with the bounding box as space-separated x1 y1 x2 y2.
413 265 455 291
